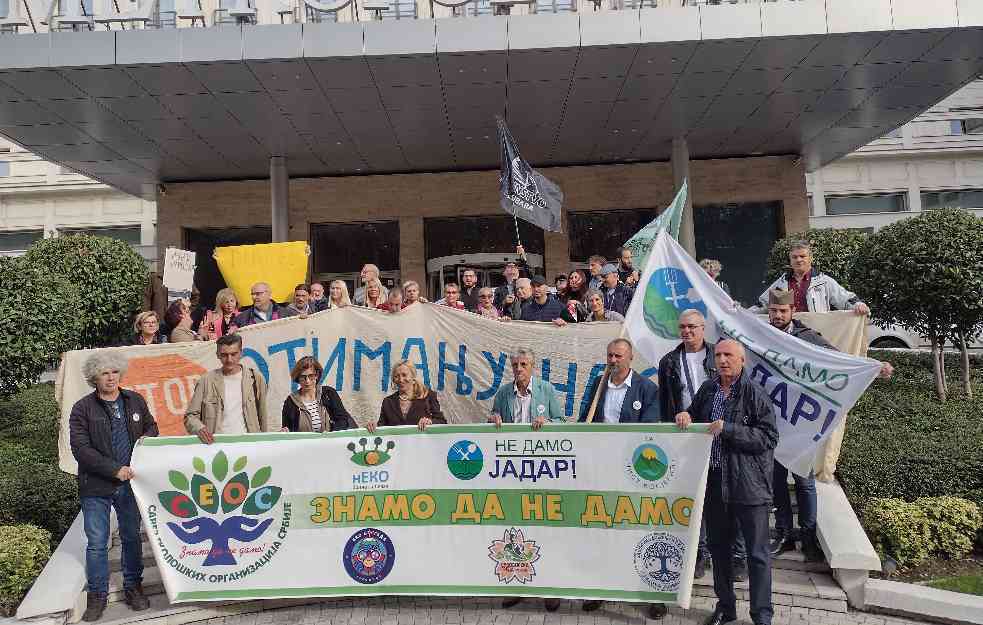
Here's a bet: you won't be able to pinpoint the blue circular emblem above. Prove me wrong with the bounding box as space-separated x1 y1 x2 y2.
642 267 708 339
634 532 686 592
447 440 483 480
343 528 395 584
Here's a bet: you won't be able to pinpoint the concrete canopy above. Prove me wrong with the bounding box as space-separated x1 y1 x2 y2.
1 1 983 200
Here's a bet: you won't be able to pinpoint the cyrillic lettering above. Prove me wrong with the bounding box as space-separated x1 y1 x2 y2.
613 496 638 525
382 494 409 520
518 459 538 482
639 497 673 526
477 351 507 401
333 495 356 522
541 359 577 418
545 494 562 521
580 495 613 527
400 338 432 389
482 493 505 520
521 494 543 520
353 339 392 392
313 337 346 390
310 496 329 524
437 342 474 395
358 495 381 521
451 494 481 523
672 497 693 526
411 494 436 519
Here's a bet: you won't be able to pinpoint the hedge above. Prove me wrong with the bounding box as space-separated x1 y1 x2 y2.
863 497 982 568
0 383 61 460
0 524 51 616
838 350 983 512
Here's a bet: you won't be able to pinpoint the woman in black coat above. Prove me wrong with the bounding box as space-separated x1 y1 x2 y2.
281 356 357 432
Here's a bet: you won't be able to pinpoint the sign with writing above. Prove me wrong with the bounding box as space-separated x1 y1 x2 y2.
163 248 197 298
129 424 711 605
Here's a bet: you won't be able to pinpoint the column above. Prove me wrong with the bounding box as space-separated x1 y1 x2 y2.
399 216 426 296
672 137 696 257
271 156 289 242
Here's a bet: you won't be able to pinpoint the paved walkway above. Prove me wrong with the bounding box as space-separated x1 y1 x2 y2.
217 596 941 625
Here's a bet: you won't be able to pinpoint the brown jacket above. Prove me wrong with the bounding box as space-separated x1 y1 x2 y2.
378 392 445 427
184 367 269 435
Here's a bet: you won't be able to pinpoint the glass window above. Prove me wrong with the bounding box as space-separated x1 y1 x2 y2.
965 118 983 135
0 0 9 19
880 127 902 139
825 194 907 216
61 226 142 245
0 230 43 253
949 120 965 136
568 208 659 263
921 189 983 211
424 216 544 260
311 220 399 275
0 161 9 177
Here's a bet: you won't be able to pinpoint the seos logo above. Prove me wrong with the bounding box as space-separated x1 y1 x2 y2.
152 450 290 578
634 531 686 593
343 528 395 584
642 267 708 339
625 439 677 491
348 437 395 490
447 440 483 480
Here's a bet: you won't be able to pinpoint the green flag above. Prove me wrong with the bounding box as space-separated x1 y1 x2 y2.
621 179 687 272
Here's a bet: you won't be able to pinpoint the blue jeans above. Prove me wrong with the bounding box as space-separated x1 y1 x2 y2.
82 484 144 596
773 461 817 535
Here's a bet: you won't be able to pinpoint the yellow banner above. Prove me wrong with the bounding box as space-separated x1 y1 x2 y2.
214 241 309 304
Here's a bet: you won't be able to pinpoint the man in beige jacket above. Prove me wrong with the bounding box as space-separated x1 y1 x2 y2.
185 334 269 443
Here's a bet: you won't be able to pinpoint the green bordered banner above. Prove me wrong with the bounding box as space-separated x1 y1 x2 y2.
131 423 711 607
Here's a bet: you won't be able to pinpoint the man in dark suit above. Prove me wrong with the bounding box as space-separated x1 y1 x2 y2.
578 338 664 619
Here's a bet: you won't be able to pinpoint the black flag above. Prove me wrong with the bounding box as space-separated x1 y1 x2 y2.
497 116 564 233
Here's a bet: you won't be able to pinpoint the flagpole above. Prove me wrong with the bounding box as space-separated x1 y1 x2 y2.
512 215 523 252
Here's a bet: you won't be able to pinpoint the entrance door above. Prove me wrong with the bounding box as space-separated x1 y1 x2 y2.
426 252 545 300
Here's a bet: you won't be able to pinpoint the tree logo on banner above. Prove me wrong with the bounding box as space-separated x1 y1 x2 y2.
633 532 686 593
643 267 707 339
157 451 285 567
343 528 396 584
488 527 541 584
447 440 484 480
348 437 397 467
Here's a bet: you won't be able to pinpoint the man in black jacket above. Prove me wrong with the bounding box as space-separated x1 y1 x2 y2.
69 351 159 621
675 339 779 625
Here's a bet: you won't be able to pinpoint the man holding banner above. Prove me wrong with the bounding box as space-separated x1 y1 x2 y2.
676 339 778 625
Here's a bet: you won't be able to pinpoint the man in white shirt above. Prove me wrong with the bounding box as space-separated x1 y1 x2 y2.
185 334 269 443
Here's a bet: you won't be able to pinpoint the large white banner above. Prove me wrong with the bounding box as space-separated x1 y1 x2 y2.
625 231 882 477
130 425 711 606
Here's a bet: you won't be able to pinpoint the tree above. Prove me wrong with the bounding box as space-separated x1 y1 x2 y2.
0 257 83 396
764 228 868 291
22 234 148 348
849 208 983 401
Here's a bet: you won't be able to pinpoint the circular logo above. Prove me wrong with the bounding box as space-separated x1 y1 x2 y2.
634 532 686 592
642 268 708 339
632 443 670 481
343 528 395 584
447 440 484 480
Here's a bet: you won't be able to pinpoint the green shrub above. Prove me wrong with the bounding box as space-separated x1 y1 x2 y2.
0 384 60 461
22 234 148 349
0 257 83 396
863 498 933 567
0 524 51 616
915 496 983 559
0 443 79 544
764 228 868 291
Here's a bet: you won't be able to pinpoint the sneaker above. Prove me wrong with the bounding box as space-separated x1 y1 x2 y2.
694 554 706 579
124 584 150 611
82 593 107 622
502 597 523 609
544 598 561 612
582 600 603 612
647 603 667 620
732 558 748 582
769 532 796 556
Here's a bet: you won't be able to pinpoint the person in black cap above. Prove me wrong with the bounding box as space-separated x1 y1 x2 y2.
519 275 568 325
599 263 633 316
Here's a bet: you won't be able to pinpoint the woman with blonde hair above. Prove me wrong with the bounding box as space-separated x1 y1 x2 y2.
126 311 167 345
324 280 352 309
360 278 385 309
371 360 445 431
201 287 239 340
281 356 356 432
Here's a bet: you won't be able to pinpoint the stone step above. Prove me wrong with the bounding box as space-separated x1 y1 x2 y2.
94 593 323 625
107 567 164 605
692 568 848 613
108 541 156 572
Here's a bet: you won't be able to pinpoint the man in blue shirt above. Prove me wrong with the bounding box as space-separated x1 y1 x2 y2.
519 275 568 326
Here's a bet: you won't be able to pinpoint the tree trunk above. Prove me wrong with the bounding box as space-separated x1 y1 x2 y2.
939 339 948 393
960 333 972 398
931 336 947 402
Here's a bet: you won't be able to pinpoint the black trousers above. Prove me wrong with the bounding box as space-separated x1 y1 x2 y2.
705 469 773 625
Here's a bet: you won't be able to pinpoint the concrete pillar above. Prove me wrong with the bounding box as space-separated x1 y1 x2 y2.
672 138 696 257
271 156 289 242
545 210 570 282
399 216 426 297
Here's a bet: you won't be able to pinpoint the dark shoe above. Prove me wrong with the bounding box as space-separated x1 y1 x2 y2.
694 554 706 579
802 533 824 563
502 597 523 609
82 593 107 622
769 533 796 557
701 609 736 625
732 558 748 582
544 598 561 612
647 603 667 620
124 584 150 611
582 600 603 612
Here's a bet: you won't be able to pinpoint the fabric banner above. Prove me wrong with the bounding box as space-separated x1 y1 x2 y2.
621 181 687 271
497 117 564 233
625 231 882 478
129 424 711 606
213 242 309 305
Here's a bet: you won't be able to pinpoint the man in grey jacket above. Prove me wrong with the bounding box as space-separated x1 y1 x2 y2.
758 240 869 315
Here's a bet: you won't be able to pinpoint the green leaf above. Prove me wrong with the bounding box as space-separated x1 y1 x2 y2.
250 465 272 488
221 472 251 513
233 456 248 472
168 470 189 491
190 474 219 513
192 457 206 474
211 451 228 481
158 491 198 518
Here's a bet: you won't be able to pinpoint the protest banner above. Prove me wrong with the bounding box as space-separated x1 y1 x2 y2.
129 424 711 606
625 231 882 478
213 242 309 305
162 248 196 301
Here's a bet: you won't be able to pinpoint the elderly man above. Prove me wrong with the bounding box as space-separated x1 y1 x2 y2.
185 334 269 443
676 339 778 625
234 281 295 327
493 246 529 311
490 347 565 612
765 289 893 560
579 338 663 618
520 275 567 325
310 281 328 311
587 254 607 290
354 263 389 306
502 277 533 320
600 264 633 317
70 352 158 621
441 282 467 310
460 268 481 312
758 240 868 315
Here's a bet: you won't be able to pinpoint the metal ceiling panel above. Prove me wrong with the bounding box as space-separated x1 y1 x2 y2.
781 66 848 92
130 118 200 141
727 68 791 96
308 58 376 90
686 41 757 73
742 37 819 70
60 68 146 98
673 70 733 99
0 70 87 99
508 49 579 83
574 45 637 80
443 81 505 114
188 62 265 94
124 65 209 96
367 55 440 87
41 98 121 124
379 84 445 110
267 89 334 117
96 96 173 121
156 93 228 119
863 30 948 64
1 123 94 146
618 73 676 100
801 33 886 67
568 76 625 102
0 102 64 126
919 28 983 61
438 52 507 84
247 60 320 93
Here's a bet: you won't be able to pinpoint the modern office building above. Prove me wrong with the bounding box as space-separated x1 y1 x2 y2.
808 78 983 232
2 0 982 310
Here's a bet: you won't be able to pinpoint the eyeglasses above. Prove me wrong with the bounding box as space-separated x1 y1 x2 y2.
479 294 493 298
678 324 704 330
298 373 318 381
251 291 267 297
